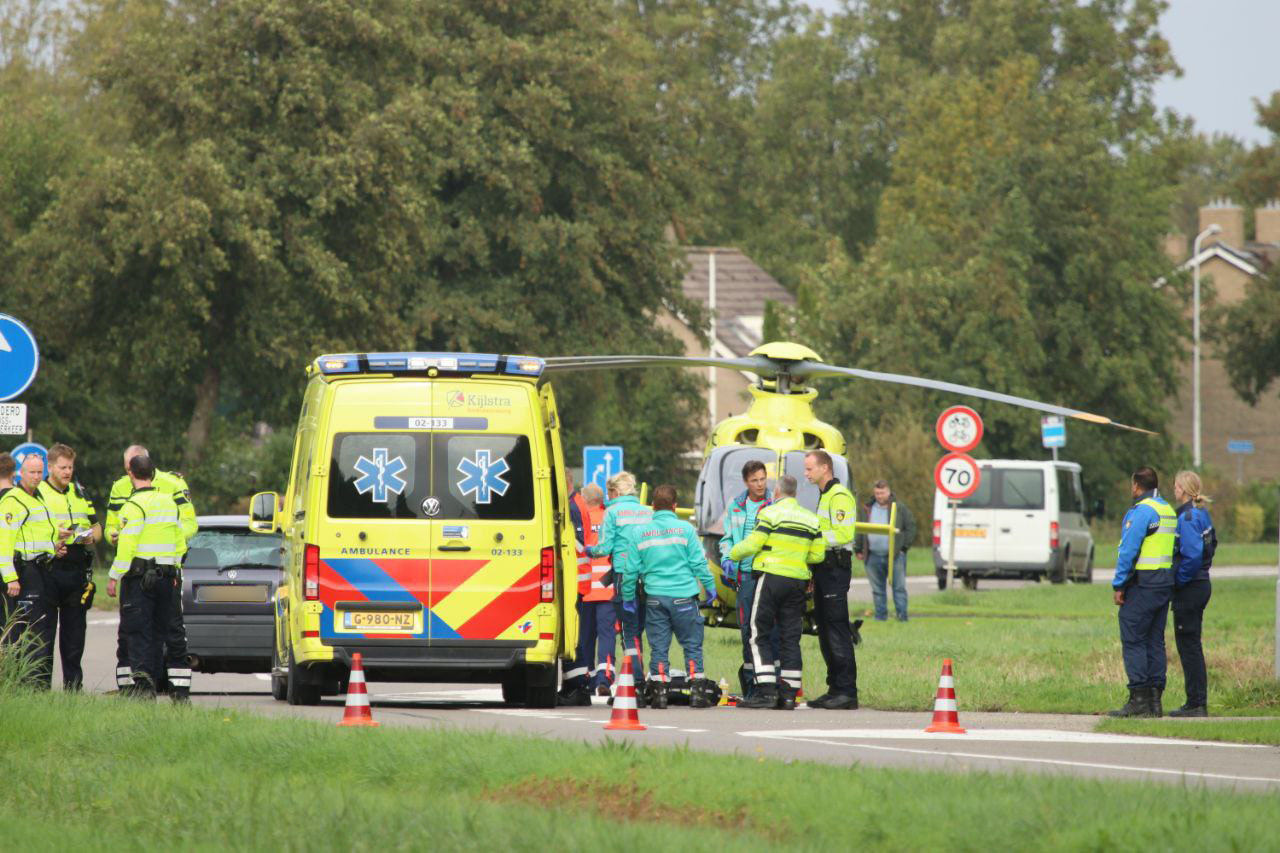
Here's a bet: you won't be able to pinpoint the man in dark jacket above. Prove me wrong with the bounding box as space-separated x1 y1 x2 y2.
854 480 916 622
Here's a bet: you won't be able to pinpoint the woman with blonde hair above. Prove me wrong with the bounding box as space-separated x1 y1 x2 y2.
1169 470 1216 717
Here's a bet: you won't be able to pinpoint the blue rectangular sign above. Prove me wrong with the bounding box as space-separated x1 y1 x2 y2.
1041 416 1066 449
583 445 623 492
1227 440 1255 454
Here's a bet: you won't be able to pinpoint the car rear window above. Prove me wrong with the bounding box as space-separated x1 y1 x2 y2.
328 432 535 520
186 529 283 571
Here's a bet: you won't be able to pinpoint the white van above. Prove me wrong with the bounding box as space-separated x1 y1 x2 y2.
931 460 1096 589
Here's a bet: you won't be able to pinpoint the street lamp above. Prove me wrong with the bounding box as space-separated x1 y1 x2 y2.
1192 223 1222 469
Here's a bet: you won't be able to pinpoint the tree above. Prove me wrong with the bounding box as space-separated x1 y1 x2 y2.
14 0 706 501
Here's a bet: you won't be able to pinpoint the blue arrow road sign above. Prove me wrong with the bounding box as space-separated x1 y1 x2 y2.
583 445 623 492
11 442 47 474
1041 415 1066 449
0 314 39 402
1227 440 1255 454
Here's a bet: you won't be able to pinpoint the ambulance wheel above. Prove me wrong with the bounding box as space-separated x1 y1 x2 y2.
525 664 558 709
501 670 527 705
270 632 287 702
286 648 321 706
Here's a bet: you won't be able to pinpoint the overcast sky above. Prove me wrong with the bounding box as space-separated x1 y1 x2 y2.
803 1 1280 146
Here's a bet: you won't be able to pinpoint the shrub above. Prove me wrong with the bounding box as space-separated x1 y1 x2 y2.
1232 502 1264 543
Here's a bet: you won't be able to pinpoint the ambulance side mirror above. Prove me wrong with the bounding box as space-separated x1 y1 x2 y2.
249 491 280 534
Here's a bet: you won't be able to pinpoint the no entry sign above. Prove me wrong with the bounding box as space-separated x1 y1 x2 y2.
935 405 983 454
935 452 981 501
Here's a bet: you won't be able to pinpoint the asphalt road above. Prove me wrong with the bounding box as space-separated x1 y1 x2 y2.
66 604 1280 794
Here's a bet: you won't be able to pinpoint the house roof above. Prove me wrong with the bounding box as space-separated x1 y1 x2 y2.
1153 242 1263 288
681 247 795 357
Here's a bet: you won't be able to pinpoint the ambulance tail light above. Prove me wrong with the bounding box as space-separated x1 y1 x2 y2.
540 547 555 602
932 520 942 547
304 544 320 600
1050 521 1060 550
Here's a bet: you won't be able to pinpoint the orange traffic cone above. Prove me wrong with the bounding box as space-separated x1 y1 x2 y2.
338 652 380 727
604 646 646 731
924 658 966 734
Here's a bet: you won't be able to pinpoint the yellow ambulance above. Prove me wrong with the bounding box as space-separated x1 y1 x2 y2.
249 352 578 707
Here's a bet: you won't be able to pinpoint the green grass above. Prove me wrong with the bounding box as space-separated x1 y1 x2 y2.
686 578 1279 716
1 690 1276 851
1097 717 1280 746
1094 540 1277 569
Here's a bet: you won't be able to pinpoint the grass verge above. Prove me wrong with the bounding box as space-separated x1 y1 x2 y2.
1096 717 1280 747
692 578 1279 716
1094 541 1277 568
1 689 1276 851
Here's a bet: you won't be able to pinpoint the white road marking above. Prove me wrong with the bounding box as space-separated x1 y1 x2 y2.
736 733 1280 786
253 673 272 681
736 728 1266 749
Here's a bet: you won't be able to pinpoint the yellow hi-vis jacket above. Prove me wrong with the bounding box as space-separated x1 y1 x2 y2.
38 479 97 542
816 479 857 552
110 487 182 580
0 485 59 583
106 470 196 554
728 497 826 581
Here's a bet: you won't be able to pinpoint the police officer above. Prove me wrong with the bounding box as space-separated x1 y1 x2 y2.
0 453 14 623
803 449 860 710
1169 470 1216 717
588 471 653 693
1107 466 1175 718
106 454 191 701
37 443 101 691
105 444 197 691
729 475 825 710
0 453 71 687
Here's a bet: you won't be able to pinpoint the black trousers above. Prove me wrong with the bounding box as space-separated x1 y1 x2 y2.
41 561 91 689
114 578 189 690
119 571 187 688
1172 579 1212 707
748 572 807 692
7 559 53 688
813 552 858 697
1118 584 1171 689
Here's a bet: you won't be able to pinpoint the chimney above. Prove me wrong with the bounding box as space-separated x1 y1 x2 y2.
1256 200 1280 244
1198 198 1244 249
1162 232 1187 262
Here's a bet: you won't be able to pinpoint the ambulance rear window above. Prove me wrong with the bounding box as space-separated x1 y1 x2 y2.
327 432 535 520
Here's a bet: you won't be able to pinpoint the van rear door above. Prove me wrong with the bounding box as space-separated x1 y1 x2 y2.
993 467 1049 566
424 381 546 645
939 466 996 565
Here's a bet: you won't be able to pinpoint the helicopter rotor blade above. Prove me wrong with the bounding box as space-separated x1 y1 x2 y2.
542 354 777 375
790 361 1156 435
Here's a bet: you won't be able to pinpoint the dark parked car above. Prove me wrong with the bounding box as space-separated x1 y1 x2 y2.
183 515 283 674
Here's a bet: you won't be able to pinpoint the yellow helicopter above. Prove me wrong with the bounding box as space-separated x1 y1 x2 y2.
544 341 1149 628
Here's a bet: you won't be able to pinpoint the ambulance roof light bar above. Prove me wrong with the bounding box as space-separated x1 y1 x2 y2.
316 352 544 377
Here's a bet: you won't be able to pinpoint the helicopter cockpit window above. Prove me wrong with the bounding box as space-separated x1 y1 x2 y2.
783 451 853 513
694 445 776 535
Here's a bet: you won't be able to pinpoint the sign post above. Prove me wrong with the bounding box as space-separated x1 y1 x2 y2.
1227 440 1254 484
1041 415 1065 462
935 406 984 592
583 445 623 493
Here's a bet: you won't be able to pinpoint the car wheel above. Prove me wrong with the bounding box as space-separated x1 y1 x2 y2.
1050 549 1068 584
525 664 558 709
270 632 288 702
286 647 321 706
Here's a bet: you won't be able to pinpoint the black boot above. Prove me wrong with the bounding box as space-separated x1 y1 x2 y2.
1168 703 1208 717
689 678 712 709
1148 686 1163 718
634 679 649 709
1106 688 1149 718
739 687 778 709
776 686 797 711
649 680 668 710
170 686 191 705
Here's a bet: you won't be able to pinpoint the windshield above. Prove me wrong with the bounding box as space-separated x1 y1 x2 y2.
695 447 776 533
186 529 283 571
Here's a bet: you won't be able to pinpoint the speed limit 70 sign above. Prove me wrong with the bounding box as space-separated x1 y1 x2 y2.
935 452 982 501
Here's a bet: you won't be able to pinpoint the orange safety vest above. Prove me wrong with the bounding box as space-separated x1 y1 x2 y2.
572 494 613 601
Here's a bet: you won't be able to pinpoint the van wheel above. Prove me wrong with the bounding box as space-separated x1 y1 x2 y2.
286 647 321 706
1050 550 1068 584
936 570 947 590
525 664 558 709
961 575 978 591
270 630 288 702
1078 547 1095 583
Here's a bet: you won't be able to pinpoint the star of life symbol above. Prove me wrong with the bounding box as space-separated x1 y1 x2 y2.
456 449 510 504
353 448 408 502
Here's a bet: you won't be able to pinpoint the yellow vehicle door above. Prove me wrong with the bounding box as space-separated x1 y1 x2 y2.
422 379 551 646
538 381 578 656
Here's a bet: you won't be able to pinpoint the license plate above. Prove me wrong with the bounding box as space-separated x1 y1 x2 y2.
955 528 987 538
196 584 269 603
342 610 418 632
